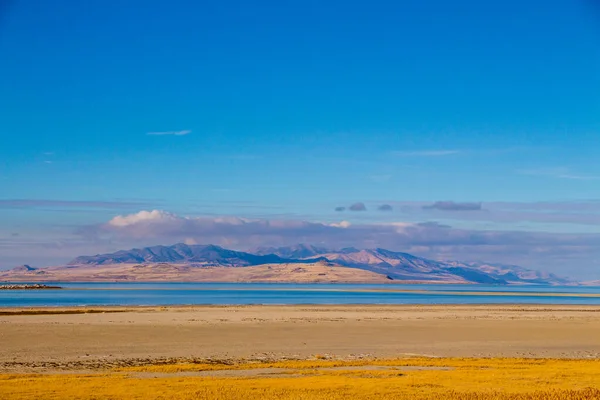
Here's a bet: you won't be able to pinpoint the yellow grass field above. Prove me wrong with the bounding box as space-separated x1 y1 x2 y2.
2 358 600 399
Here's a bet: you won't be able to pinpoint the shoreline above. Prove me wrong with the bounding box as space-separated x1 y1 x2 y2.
0 279 475 285
0 282 598 298
3 303 600 313
0 303 600 312
1 278 585 286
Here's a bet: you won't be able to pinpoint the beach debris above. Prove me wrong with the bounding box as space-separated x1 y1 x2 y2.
0 284 62 290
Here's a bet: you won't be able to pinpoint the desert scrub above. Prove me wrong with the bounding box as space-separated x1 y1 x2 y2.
1 358 599 400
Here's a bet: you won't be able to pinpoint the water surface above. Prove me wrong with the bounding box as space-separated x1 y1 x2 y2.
1 283 600 307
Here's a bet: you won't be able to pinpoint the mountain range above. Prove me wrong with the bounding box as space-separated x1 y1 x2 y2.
51 243 570 285
69 243 292 267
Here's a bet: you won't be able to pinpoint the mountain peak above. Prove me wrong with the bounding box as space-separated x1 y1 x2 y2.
252 244 331 259
12 264 36 272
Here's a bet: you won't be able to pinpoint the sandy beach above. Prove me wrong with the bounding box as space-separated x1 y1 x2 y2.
1 304 599 372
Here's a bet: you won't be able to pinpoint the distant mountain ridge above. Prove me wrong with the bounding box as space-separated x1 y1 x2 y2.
69 244 289 266
261 246 568 285
64 243 571 285
11 265 37 272
252 244 330 259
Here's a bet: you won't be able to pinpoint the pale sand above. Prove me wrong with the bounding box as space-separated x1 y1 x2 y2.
1 305 599 371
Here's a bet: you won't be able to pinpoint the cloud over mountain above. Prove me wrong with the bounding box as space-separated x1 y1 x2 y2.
71 210 600 280
6 201 600 279
98 210 600 250
108 210 178 227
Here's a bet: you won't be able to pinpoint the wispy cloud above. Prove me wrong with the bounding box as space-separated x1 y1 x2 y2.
146 130 192 136
389 200 600 227
558 174 600 181
518 168 600 181
391 147 542 158
392 150 460 157
423 201 483 211
43 151 54 164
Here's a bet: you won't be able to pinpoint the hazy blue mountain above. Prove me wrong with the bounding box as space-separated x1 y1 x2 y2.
248 245 569 285
66 243 571 285
311 248 505 283
69 243 285 267
443 260 571 285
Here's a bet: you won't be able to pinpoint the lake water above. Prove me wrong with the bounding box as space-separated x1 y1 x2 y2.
1 283 600 307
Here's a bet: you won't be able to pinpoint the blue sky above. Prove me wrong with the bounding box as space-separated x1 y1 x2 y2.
1 0 600 278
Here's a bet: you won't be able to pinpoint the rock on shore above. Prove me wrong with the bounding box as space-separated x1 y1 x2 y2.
0 284 62 290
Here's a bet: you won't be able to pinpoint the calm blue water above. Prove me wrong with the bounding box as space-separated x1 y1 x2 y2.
1 283 600 307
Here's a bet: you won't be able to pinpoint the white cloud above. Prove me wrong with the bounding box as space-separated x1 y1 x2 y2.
330 221 351 228
184 238 198 245
146 130 192 136
518 167 600 181
108 210 178 227
98 210 600 252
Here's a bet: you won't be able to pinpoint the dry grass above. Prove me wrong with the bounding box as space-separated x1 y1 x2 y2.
1 358 600 399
